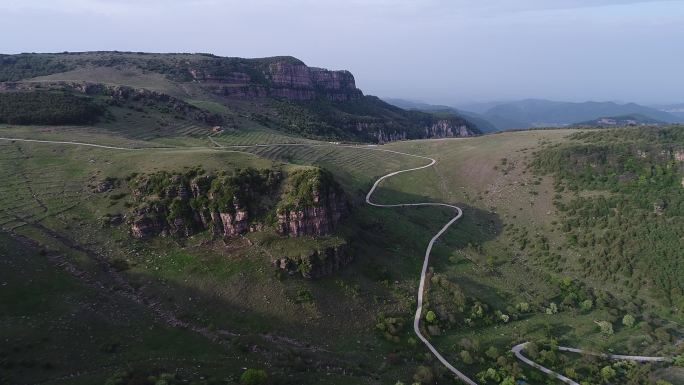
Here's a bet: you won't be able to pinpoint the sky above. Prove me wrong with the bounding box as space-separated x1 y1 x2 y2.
1 0 683 105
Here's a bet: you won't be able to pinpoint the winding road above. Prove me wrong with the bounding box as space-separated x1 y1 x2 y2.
1 135 672 385
512 342 670 385
2 135 477 384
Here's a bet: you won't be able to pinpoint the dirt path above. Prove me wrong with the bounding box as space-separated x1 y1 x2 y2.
512 342 670 385
2 135 478 383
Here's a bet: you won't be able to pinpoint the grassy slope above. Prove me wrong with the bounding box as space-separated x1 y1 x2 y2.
1 124 681 384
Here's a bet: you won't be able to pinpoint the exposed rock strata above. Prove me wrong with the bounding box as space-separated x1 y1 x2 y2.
276 169 349 237
128 167 348 240
273 244 352 279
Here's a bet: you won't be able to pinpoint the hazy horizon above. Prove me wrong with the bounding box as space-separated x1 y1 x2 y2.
1 0 682 105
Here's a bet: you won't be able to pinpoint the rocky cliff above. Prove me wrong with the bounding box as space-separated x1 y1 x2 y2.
273 243 352 279
276 168 349 236
127 167 348 240
0 52 480 142
199 58 362 102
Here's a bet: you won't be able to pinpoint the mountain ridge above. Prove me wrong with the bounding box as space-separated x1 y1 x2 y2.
0 51 480 143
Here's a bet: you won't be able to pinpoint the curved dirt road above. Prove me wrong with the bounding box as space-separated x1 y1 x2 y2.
512 342 669 385
3 135 477 384
363 150 475 385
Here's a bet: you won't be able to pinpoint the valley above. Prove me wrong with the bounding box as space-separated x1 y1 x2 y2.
0 51 683 385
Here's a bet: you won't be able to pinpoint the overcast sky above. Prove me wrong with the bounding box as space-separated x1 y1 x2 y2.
1 0 682 105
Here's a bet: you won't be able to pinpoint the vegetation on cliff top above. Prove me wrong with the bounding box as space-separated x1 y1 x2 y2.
277 168 345 211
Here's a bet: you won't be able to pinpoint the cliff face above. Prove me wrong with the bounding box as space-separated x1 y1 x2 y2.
276 168 349 237
128 167 348 240
129 168 282 239
0 52 480 143
200 59 362 102
273 243 352 279
424 120 474 139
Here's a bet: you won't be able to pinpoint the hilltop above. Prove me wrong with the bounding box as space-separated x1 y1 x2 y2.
0 51 479 142
460 99 682 130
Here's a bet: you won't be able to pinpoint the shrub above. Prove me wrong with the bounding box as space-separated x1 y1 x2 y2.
240 368 268 385
425 310 436 323
412 366 434 384
622 314 635 328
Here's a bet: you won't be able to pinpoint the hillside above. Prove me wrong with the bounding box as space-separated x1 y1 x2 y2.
0 52 480 142
383 98 499 133
461 99 682 130
574 113 667 127
1 52 683 385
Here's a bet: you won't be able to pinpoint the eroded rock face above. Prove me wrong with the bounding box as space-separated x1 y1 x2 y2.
273 243 352 279
202 59 362 102
424 120 473 139
277 194 347 237
128 168 282 239
127 167 349 240
276 169 349 237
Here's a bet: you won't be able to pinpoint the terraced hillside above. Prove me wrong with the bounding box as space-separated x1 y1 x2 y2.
2 122 682 385
1 51 682 385
0 51 482 142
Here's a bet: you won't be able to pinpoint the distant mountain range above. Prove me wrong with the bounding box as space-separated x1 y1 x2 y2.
574 114 667 127
652 103 684 121
474 99 682 130
385 98 684 131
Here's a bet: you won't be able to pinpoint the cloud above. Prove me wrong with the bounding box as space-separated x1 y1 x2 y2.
2 0 676 16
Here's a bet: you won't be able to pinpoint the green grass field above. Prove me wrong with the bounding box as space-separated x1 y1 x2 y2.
1 124 682 385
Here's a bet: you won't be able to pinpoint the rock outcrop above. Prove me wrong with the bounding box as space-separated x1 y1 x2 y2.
127 167 348 240
424 120 473 139
273 243 352 279
129 168 282 239
201 59 362 102
276 168 349 237
0 52 481 143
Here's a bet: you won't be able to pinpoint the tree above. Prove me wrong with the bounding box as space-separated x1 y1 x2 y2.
485 346 500 360
580 299 593 312
595 320 614 335
673 354 684 366
516 302 530 313
240 369 268 385
622 314 635 328
413 366 434 384
545 302 558 315
600 366 616 382
460 350 474 364
425 310 437 323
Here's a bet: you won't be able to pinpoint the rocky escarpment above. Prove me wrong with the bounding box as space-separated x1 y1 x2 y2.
186 57 362 103
0 52 479 143
127 167 349 240
273 243 352 279
276 168 349 237
128 168 281 238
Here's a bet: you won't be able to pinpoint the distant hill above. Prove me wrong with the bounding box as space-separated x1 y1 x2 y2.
383 98 499 133
0 51 479 143
574 114 667 127
653 103 684 121
456 99 682 130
